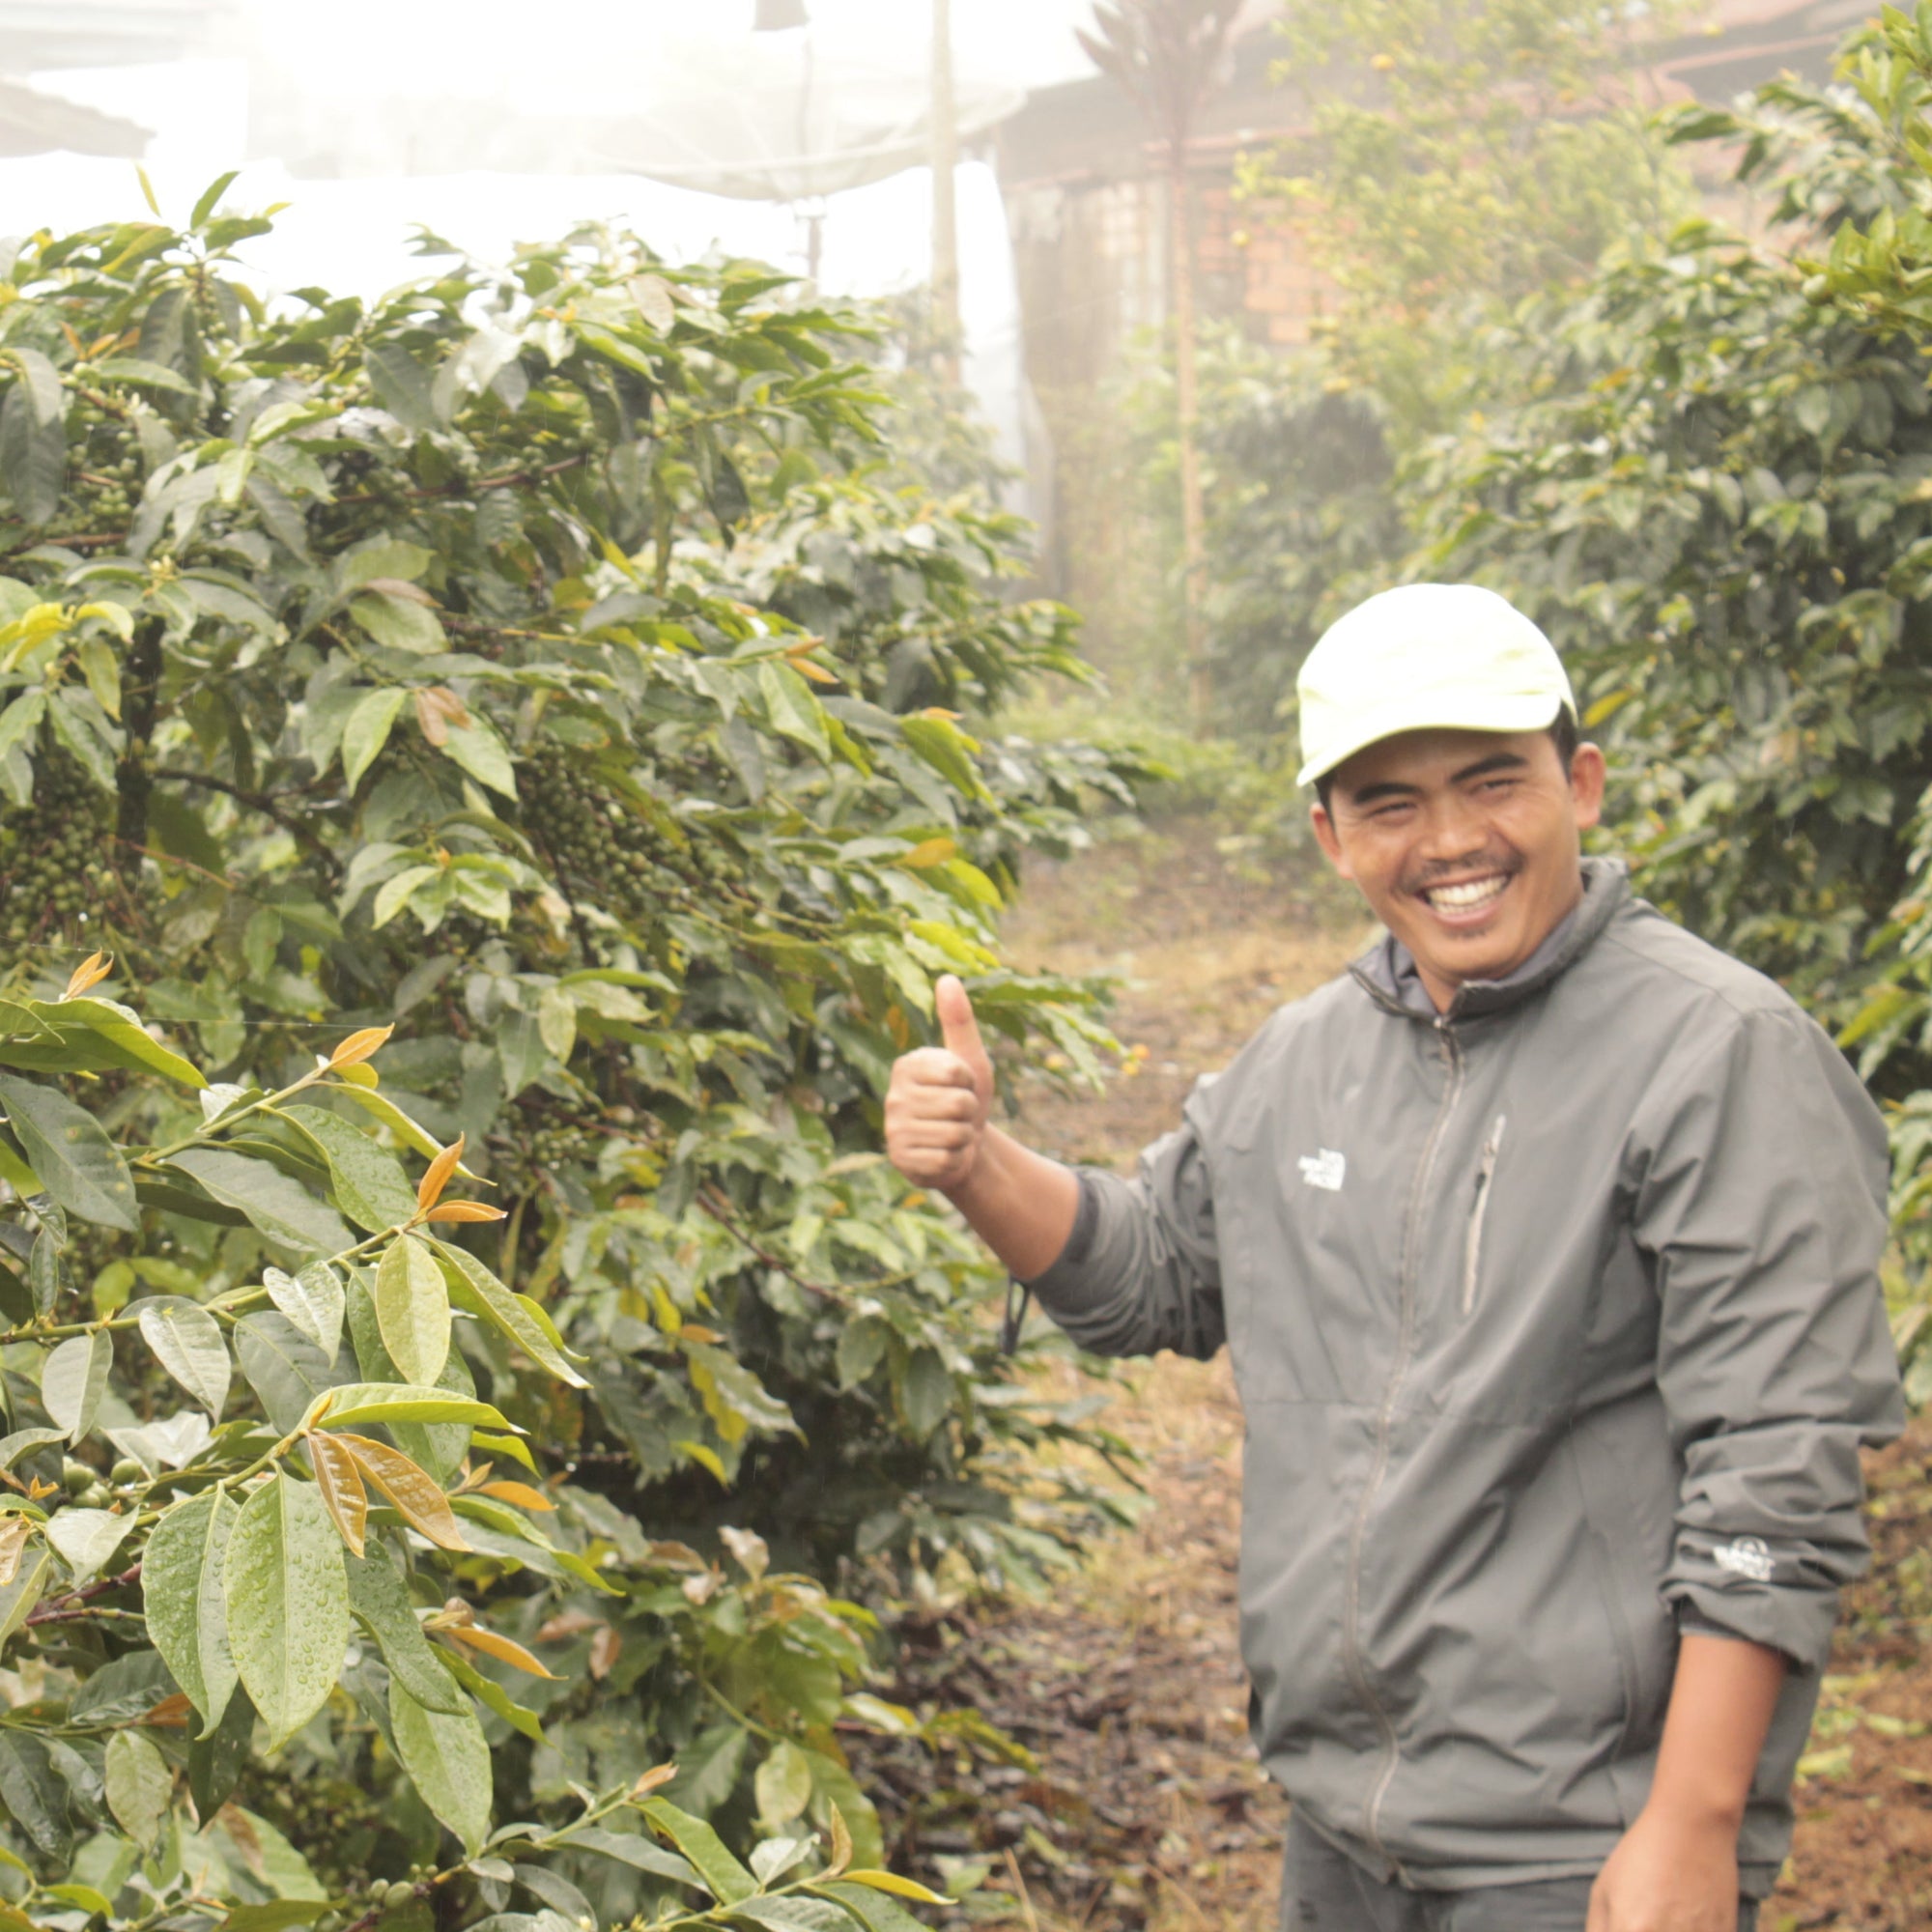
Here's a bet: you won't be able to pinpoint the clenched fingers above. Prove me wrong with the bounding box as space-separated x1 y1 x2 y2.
886 1046 987 1186
894 1083 980 1122
893 1046 978 1091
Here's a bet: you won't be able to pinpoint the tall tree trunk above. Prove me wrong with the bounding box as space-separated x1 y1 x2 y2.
930 0 960 386
1169 148 1209 734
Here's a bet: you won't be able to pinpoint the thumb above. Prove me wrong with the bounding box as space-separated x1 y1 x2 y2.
934 974 987 1069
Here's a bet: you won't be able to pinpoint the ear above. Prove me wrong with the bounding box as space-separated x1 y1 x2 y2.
1569 743 1606 831
1310 802 1355 881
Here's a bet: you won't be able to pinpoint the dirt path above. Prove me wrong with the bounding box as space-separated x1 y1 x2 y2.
867 822 1932 1932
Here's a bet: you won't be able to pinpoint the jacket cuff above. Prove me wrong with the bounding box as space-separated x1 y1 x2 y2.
1662 1568 1837 1672
1675 1603 1784 1650
1016 1171 1104 1309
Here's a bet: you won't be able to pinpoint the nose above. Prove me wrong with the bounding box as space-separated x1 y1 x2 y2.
1414 789 1491 865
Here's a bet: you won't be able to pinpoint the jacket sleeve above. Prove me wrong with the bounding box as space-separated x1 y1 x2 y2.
1017 1076 1225 1361
1632 1003 1904 1669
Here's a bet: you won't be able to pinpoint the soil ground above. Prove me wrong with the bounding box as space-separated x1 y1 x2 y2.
862 818 1932 1932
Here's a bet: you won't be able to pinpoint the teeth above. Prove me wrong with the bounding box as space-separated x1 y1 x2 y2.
1427 875 1507 910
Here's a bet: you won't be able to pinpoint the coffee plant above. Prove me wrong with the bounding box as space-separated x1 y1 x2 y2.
0 964 953 1931
0 181 1146 1924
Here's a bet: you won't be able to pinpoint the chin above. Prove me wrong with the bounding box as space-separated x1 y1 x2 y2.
1409 923 1521 987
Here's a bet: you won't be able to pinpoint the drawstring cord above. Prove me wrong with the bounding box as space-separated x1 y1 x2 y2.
1000 1277 1031 1355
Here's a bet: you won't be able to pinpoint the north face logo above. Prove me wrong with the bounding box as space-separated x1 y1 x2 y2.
1298 1149 1347 1192
1714 1536 1775 1583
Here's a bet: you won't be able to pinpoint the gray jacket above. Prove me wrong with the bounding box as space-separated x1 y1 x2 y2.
1024 859 1902 1891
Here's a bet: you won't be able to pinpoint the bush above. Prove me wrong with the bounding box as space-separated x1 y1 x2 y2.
0 188 1142 1922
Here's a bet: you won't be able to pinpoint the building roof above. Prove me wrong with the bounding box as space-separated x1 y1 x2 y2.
996 0 1869 193
0 74 147 157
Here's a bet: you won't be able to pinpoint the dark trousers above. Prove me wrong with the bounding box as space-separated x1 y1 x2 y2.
1281 1811 1760 1932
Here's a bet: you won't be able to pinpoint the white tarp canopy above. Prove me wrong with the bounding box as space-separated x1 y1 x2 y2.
587 31 1025 202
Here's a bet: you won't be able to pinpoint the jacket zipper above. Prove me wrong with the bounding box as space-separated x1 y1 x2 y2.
1346 1017 1463 1875
1460 1114 1508 1318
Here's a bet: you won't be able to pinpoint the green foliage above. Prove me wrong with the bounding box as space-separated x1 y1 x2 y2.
1772 4 1932 1398
1249 0 1695 427
0 973 920 1925
0 194 1144 1924
1403 224 1932 1037
1380 14 1932 1395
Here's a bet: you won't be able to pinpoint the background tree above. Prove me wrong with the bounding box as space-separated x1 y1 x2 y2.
1078 0 1245 733
1249 0 1695 428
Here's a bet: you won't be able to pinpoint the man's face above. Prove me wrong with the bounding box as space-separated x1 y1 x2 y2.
1310 725 1606 1011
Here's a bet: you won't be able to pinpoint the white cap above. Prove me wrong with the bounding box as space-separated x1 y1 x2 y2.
1296 583 1577 787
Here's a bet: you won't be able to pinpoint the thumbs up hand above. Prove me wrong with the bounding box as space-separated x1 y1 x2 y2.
885 975 994 1193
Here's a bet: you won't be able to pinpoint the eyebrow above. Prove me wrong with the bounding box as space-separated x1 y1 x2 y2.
1344 751 1530 808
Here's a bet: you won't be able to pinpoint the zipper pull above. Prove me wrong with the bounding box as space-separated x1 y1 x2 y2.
1462 1114 1508 1319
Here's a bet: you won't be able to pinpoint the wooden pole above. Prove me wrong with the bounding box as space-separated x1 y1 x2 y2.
931 0 960 386
1170 139 1208 734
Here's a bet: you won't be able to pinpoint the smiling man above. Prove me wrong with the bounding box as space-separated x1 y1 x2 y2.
884 583 1903 1932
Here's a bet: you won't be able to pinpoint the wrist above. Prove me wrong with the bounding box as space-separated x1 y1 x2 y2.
1638 1781 1747 1839
940 1125 998 1212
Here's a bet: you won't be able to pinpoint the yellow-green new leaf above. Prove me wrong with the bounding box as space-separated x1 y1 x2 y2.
103 1730 171 1849
142 1488 239 1736
443 1624 554 1678
37 997 204 1088
754 1741 812 1826
0 1548 47 1647
44 1887 114 1917
374 1236 450 1386
388 1677 490 1858
0 1518 29 1590
137 1297 231 1417
41 1330 111 1443
309 1383 516 1432
435 1645 545 1743
838 1872 952 1905
431 1239 587 1389
225 1473 350 1748
341 687 408 791
265 1261 346 1362
43 1507 135 1583
332 1083 442 1162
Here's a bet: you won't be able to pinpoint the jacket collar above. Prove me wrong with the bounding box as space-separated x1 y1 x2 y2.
1349 856 1631 1024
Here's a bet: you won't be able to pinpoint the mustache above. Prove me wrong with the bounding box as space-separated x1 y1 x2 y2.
1401 852 1519 895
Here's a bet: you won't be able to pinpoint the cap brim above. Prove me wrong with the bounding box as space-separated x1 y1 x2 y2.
1297 693 1573 788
